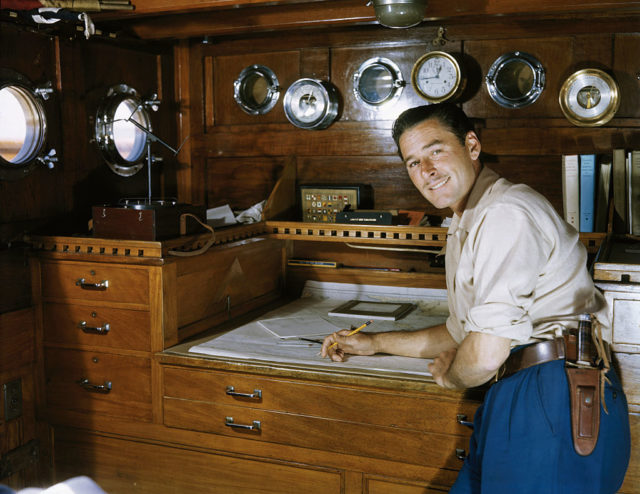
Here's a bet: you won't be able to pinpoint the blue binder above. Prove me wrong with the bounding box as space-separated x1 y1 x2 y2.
579 154 596 233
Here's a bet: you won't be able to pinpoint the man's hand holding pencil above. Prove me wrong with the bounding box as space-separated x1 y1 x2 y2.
321 320 376 362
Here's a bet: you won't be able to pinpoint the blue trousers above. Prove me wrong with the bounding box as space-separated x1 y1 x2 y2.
450 359 630 493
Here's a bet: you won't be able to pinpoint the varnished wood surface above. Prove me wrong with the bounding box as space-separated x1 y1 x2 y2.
44 348 153 422
164 365 477 436
43 303 151 352
102 0 640 39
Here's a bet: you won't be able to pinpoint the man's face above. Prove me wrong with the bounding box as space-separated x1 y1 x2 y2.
399 119 482 216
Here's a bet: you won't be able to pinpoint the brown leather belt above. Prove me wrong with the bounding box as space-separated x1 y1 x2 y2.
498 337 566 380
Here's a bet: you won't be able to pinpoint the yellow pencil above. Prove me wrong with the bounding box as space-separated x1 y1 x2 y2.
328 319 373 350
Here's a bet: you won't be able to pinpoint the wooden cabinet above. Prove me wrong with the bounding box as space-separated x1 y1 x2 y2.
595 280 640 493
163 366 475 469
31 235 284 427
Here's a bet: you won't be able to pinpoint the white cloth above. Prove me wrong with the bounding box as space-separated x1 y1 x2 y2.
444 167 609 346
17 476 107 494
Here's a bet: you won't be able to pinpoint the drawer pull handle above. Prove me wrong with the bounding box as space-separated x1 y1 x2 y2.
76 278 109 291
455 448 467 461
456 414 474 429
226 385 262 399
225 417 261 431
78 321 110 335
76 378 112 394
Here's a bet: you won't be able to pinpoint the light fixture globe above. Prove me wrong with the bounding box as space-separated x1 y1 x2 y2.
372 0 427 29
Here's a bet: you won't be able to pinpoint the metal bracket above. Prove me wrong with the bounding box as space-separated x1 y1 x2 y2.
432 26 448 46
3 379 22 421
0 440 39 480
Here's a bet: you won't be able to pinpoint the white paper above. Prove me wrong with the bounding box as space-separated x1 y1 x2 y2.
258 315 341 339
206 204 238 227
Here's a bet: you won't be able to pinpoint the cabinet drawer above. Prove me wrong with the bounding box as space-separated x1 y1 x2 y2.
611 296 640 346
163 366 478 436
41 261 150 305
44 303 151 351
45 348 152 422
54 429 343 494
163 397 469 469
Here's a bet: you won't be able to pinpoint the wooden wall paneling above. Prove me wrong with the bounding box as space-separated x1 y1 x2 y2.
174 40 195 204
186 41 207 205
206 156 289 209
296 156 426 212
116 0 640 40
330 44 464 124
0 250 31 313
78 40 171 208
212 49 301 125
462 37 575 118
300 47 330 81
0 307 38 489
482 155 563 214
0 26 66 226
614 34 640 119
0 308 35 373
200 125 397 157
155 51 178 200
478 126 640 157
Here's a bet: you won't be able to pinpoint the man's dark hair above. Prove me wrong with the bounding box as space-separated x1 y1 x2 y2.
392 103 476 157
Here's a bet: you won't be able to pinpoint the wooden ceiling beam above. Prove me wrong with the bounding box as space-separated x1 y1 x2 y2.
104 0 640 40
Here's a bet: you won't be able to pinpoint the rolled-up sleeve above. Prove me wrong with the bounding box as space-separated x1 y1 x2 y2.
461 206 549 343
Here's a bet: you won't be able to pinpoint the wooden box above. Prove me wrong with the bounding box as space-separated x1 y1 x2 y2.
92 203 206 241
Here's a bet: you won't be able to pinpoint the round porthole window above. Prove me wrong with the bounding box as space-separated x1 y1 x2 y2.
234 64 280 115
353 57 405 110
95 84 151 177
0 69 50 180
485 51 545 109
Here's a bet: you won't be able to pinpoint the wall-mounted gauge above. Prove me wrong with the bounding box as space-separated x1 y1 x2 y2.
485 51 545 109
411 51 465 103
559 68 620 127
233 64 280 115
353 57 405 110
283 78 339 130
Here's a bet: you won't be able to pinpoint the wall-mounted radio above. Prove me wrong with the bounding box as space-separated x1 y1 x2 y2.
299 184 373 223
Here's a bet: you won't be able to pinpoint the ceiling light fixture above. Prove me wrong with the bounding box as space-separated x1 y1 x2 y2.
369 0 427 29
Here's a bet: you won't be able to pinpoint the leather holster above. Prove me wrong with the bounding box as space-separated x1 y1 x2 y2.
565 366 601 456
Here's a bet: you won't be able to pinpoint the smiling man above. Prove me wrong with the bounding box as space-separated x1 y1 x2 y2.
321 103 630 493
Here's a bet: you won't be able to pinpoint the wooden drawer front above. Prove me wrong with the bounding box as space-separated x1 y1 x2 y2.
164 366 478 436
44 303 150 351
366 478 449 494
45 348 152 422
54 429 343 494
164 397 469 469
41 262 149 305
611 295 640 346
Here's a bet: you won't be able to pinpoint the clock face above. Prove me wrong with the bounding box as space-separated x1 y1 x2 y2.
411 52 462 103
283 79 339 130
559 69 619 127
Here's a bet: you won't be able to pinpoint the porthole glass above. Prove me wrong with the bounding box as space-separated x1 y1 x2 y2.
485 52 545 109
95 84 151 177
0 69 49 180
234 65 280 115
353 57 404 110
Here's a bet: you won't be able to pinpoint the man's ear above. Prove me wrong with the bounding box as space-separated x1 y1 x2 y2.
466 131 481 160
